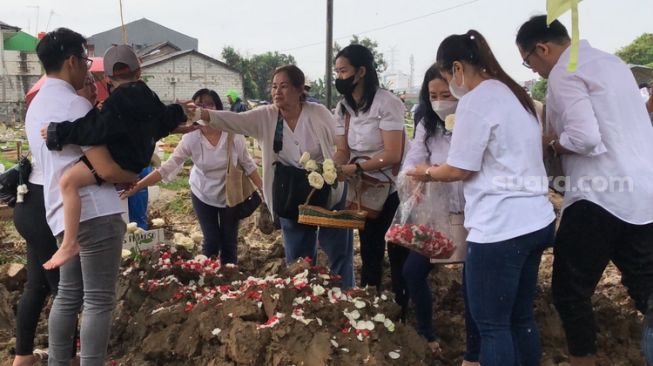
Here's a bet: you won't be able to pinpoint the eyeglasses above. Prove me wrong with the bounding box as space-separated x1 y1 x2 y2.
79 56 93 69
522 47 536 69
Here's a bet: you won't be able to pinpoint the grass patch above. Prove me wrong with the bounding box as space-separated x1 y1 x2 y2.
164 190 193 215
159 176 190 191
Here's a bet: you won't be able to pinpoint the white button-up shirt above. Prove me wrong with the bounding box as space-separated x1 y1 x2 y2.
25 78 124 235
402 122 465 213
547 40 653 224
158 130 257 208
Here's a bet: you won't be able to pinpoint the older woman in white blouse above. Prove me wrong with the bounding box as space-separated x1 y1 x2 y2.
192 65 355 289
123 89 262 264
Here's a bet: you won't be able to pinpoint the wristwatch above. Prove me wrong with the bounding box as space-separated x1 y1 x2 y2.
354 162 364 175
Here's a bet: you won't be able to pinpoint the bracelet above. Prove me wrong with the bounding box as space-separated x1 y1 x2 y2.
548 138 558 157
425 167 433 180
354 162 363 175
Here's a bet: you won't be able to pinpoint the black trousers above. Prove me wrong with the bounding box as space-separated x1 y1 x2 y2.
13 183 60 356
552 200 653 356
358 192 410 307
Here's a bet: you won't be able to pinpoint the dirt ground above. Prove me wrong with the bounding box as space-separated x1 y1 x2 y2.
0 188 647 365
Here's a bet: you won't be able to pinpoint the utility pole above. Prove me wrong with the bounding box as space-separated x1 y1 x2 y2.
409 54 415 92
325 0 333 110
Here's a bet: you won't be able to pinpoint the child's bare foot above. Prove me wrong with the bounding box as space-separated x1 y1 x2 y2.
43 243 79 269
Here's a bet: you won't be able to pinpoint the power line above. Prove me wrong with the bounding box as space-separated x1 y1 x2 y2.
281 0 482 52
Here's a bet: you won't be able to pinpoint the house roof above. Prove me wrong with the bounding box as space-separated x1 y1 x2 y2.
4 31 38 51
136 41 181 58
0 21 20 32
88 18 197 55
140 49 240 74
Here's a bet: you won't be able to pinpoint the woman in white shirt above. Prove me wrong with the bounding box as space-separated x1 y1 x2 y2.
123 89 262 264
401 65 480 364
193 65 355 289
332 44 410 313
409 30 555 366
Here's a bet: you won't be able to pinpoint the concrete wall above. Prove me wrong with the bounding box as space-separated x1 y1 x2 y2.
0 50 41 124
142 53 243 103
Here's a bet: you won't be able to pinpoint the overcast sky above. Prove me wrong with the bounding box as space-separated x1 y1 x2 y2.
3 0 652 86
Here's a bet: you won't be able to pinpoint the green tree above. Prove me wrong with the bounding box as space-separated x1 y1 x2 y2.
531 79 548 102
616 33 653 67
221 47 295 100
334 35 387 75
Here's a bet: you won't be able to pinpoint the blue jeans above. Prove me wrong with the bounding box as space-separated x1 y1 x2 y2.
465 221 555 366
279 189 355 289
403 252 481 361
128 166 152 230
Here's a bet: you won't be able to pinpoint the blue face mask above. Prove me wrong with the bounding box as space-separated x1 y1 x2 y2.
449 65 469 99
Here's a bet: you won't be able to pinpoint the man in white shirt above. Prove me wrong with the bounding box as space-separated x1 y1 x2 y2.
517 16 653 366
27 28 137 366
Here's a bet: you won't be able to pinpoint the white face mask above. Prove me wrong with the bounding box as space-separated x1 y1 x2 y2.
431 100 458 121
449 65 469 99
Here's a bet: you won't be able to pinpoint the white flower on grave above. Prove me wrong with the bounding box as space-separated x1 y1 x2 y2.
151 218 165 227
384 318 395 332
135 228 146 236
305 159 318 172
372 313 386 323
388 351 400 359
121 249 131 259
126 222 138 233
190 231 204 244
444 114 456 132
322 170 337 185
299 152 311 166
308 171 325 190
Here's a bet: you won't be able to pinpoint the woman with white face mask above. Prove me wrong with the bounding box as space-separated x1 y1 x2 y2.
409 30 555 366
401 65 480 364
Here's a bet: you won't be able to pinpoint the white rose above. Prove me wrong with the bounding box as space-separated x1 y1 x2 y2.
444 114 456 132
126 222 138 233
135 228 146 236
307 171 325 189
151 218 165 227
322 170 337 185
299 152 311 166
121 249 132 259
305 159 318 172
322 159 335 172
190 231 204 244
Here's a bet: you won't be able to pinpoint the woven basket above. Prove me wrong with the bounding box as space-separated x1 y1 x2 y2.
298 204 367 230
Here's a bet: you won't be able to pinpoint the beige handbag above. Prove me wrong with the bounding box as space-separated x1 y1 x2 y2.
225 133 257 207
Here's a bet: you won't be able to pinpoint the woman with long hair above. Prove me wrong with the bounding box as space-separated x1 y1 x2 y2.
122 89 261 264
332 44 410 313
408 30 555 365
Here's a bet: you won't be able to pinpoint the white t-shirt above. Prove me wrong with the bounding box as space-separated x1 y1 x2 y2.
25 78 124 236
158 130 257 208
547 40 653 224
335 89 408 182
447 79 554 243
276 109 323 167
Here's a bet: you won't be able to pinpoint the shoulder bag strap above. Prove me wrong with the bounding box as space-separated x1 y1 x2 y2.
273 111 284 154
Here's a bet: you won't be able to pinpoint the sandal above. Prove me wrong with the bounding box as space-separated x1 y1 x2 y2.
32 349 49 363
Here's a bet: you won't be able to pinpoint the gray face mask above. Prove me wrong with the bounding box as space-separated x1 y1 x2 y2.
431 100 458 121
449 66 469 99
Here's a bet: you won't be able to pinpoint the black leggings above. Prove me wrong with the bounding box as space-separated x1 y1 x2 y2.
13 182 60 355
358 192 410 307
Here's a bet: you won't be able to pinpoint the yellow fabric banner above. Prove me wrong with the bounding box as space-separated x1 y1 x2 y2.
547 0 582 71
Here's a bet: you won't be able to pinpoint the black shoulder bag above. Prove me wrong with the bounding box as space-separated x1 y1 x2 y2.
0 155 32 207
271 111 329 220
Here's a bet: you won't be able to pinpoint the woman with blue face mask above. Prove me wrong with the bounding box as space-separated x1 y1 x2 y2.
401 64 481 364
408 30 555 366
